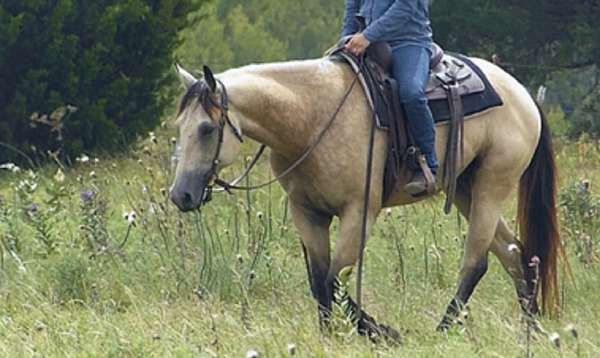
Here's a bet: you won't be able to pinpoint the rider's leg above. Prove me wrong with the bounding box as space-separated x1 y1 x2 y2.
391 45 438 194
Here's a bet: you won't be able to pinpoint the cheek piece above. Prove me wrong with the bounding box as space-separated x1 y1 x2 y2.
201 79 243 206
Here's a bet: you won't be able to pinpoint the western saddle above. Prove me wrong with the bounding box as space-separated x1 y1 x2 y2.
329 39 486 213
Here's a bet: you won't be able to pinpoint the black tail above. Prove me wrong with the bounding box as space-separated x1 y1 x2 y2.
518 103 563 316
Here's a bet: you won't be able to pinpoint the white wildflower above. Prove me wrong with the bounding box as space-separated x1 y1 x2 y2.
246 350 260 358
564 324 578 339
123 211 137 227
76 154 90 163
287 343 297 356
0 163 20 173
54 168 65 183
549 332 561 349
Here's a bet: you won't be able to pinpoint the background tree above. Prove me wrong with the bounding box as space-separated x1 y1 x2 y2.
0 0 199 164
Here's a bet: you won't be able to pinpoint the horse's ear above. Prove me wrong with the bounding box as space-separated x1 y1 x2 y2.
175 63 197 89
203 65 217 92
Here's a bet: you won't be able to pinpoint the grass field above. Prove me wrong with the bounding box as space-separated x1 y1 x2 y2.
0 133 599 357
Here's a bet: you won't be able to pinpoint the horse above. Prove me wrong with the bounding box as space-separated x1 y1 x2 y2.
169 53 562 339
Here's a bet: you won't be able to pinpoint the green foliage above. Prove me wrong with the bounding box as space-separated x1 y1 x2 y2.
560 179 600 264
0 138 599 355
0 0 198 163
547 106 569 138
178 0 344 72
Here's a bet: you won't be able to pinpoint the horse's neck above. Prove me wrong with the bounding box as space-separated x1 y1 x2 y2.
222 60 338 156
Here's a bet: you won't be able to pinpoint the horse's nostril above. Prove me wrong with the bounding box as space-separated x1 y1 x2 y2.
183 192 194 206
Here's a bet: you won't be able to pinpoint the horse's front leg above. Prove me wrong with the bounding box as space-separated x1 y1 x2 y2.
329 205 401 343
289 201 334 326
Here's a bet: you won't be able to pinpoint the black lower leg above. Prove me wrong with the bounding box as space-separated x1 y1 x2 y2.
341 295 402 343
438 257 488 331
311 265 333 327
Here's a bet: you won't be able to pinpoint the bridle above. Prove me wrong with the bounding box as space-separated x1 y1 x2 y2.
200 79 244 204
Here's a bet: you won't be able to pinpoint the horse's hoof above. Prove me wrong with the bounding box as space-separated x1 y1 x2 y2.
359 320 402 345
436 318 453 332
379 324 402 345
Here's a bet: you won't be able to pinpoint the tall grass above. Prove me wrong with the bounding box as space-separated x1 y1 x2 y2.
0 135 599 356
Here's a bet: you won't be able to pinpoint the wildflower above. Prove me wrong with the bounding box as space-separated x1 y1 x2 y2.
54 168 65 183
385 208 393 217
149 132 157 144
26 203 39 215
35 320 46 332
576 179 590 197
94 158 100 164
246 350 260 358
287 343 297 356
508 244 520 254
89 171 97 179
80 190 96 203
236 254 244 264
0 163 21 173
76 154 90 163
249 271 256 281
564 324 578 339
2 315 13 326
549 332 561 349
256 211 264 220
170 137 177 145
529 256 541 267
123 211 137 227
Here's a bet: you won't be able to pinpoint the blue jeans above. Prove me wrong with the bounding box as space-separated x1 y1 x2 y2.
391 45 438 174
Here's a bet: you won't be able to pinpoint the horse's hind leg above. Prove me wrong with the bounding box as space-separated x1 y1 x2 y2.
490 220 540 314
289 201 333 325
437 170 516 331
453 188 538 317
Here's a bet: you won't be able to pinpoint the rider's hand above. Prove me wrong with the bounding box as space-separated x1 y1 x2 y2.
345 33 371 56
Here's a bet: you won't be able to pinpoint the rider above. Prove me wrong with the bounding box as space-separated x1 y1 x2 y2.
342 0 438 195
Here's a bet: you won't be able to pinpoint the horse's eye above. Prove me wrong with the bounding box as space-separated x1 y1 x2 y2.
198 122 216 137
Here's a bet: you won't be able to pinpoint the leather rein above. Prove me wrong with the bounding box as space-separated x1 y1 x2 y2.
201 72 360 204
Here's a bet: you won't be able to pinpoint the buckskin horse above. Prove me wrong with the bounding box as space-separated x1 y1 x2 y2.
169 51 561 339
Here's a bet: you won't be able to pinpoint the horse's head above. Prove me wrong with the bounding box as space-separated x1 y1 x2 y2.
170 65 243 212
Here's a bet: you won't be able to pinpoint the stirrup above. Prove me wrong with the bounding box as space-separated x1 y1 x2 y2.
409 154 436 197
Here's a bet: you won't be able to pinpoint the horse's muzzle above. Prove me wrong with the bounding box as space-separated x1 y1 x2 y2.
170 171 211 212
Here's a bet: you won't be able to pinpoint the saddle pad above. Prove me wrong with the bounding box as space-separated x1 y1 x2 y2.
430 55 503 124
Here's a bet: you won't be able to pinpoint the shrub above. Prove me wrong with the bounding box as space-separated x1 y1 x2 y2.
0 0 197 164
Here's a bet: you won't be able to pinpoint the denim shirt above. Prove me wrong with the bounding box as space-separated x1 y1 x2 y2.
342 0 432 49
